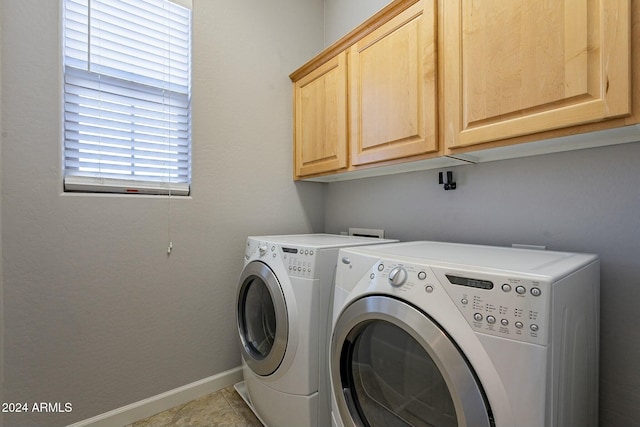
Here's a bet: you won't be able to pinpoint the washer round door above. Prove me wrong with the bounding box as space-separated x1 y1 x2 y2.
237 261 288 376
331 296 494 427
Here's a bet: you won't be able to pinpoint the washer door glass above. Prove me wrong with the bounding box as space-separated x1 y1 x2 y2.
332 296 494 427
237 261 288 376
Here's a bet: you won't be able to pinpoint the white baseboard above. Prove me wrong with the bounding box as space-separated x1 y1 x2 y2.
67 366 243 427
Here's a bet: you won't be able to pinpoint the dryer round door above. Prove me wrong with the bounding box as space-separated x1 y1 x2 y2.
237 261 288 376
331 296 494 427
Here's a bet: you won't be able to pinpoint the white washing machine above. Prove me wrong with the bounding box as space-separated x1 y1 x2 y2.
235 234 397 427
330 241 600 427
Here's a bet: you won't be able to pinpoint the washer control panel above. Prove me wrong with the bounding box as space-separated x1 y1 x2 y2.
252 241 317 278
281 246 316 278
370 260 550 346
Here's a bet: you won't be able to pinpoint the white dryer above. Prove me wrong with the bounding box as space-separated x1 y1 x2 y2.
235 234 397 427
330 241 599 427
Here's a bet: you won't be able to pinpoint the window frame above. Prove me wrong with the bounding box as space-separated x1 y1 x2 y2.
62 0 193 196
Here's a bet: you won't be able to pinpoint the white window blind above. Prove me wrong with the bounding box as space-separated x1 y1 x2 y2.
63 0 192 195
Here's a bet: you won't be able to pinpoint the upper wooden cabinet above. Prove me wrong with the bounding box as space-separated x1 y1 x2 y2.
293 52 348 177
443 0 631 151
349 1 437 166
290 0 637 181
291 0 438 180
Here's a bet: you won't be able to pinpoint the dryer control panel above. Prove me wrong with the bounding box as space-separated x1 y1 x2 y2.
370 261 550 346
430 266 550 346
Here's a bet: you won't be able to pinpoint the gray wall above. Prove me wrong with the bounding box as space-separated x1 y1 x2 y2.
323 0 391 45
323 3 640 427
0 0 325 426
0 1 3 421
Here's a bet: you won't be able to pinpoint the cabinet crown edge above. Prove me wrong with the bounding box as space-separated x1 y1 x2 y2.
289 0 421 82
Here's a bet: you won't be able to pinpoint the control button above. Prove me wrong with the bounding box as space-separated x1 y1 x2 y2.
501 319 509 326
378 264 385 271
418 271 427 280
425 285 434 293
370 273 375 280
461 298 469 305
530 287 541 297
341 257 351 265
310 250 314 256
501 284 512 292
304 250 309 255
515 285 526 295
473 313 483 322
289 266 292 270
530 324 539 332
388 267 408 287
271 246 276 252
259 245 268 256
515 321 524 329
486 315 496 324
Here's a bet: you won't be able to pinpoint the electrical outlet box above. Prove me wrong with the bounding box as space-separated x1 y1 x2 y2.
348 228 385 239
512 244 547 251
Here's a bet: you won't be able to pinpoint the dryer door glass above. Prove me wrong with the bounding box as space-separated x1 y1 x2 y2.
350 320 457 426
237 261 288 376
332 296 493 427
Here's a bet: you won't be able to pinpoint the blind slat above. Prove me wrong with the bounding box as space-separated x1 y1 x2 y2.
64 158 191 175
64 101 190 127
64 137 191 156
64 119 190 143
65 66 190 105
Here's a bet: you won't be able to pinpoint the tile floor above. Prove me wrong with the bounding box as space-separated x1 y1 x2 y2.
125 386 263 427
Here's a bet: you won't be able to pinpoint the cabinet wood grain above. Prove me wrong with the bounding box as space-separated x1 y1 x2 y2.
350 0 438 166
443 0 631 151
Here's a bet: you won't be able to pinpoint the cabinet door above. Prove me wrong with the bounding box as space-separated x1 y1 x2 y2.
294 52 348 178
350 0 437 166
444 0 631 151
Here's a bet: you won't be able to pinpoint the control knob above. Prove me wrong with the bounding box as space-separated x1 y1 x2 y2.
388 267 408 287
259 245 268 256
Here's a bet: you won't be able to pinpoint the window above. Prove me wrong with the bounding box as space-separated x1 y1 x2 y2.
63 0 192 195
